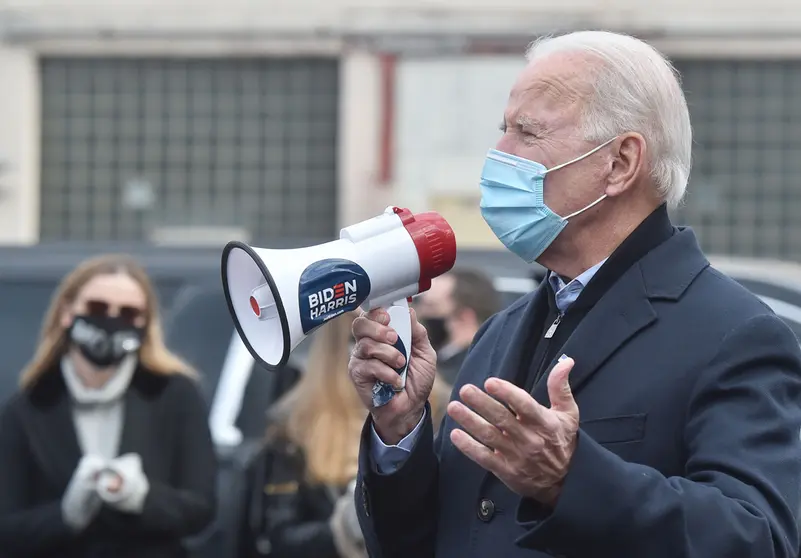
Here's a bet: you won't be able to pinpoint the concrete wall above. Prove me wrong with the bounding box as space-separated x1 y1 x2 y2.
1 0 799 243
2 0 801 40
0 46 39 244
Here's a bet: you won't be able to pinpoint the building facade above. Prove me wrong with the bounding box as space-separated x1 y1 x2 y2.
1 0 800 257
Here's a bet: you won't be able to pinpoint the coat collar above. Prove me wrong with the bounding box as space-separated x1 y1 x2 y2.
23 361 170 485
490 205 709 403
27 360 168 408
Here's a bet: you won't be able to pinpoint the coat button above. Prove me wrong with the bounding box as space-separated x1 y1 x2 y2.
477 498 495 522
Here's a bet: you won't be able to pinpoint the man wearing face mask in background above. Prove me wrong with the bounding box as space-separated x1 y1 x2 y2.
347 30 801 558
415 269 501 385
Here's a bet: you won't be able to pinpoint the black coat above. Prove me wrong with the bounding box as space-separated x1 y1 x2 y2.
0 364 218 558
238 390 451 558
355 208 801 558
238 434 346 558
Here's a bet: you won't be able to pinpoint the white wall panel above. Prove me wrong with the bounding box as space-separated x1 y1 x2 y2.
2 0 801 245
0 46 39 244
395 56 522 200
394 56 524 247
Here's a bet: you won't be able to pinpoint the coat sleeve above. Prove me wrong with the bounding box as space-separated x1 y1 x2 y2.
355 315 499 558
118 375 219 537
0 397 76 556
356 403 439 558
517 313 801 558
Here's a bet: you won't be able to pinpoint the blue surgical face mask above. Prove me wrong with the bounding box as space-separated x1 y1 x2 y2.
479 137 618 263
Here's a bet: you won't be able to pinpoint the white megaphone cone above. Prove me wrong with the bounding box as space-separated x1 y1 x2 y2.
221 206 457 407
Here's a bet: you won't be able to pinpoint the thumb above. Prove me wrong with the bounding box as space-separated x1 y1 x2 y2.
547 355 579 416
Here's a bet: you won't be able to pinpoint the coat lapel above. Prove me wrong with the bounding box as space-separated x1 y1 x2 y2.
493 281 551 385
472 225 709 494
44 395 84 480
26 370 84 484
116 368 159 459
530 227 710 405
450 284 549 499
531 263 657 404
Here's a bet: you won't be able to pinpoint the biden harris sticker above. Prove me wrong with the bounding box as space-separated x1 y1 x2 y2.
298 259 372 334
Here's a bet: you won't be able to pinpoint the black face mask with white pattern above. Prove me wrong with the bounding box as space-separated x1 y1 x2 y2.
68 314 144 368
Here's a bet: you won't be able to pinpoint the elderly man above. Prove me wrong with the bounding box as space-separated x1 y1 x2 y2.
347 30 801 558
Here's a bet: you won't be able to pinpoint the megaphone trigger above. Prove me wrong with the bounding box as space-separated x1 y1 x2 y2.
371 298 412 408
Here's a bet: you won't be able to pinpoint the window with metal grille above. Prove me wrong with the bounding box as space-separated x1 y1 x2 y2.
39 57 339 244
671 60 801 261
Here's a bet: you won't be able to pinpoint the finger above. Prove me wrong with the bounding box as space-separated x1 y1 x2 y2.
364 307 388 322
484 377 549 426
350 357 404 390
447 400 510 452
352 312 399 345
449 428 503 474
459 384 521 436
547 355 579 417
352 338 406 369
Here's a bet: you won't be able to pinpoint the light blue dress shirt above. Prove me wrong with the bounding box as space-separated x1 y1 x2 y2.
369 259 608 474
548 258 608 315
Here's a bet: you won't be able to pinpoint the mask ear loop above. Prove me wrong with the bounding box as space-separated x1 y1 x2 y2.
543 136 619 220
543 136 619 174
563 194 608 219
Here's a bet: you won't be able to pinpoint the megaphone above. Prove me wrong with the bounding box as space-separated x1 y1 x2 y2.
221 206 457 407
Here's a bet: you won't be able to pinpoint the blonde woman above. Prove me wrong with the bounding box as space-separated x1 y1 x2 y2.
0 254 217 558
239 311 450 558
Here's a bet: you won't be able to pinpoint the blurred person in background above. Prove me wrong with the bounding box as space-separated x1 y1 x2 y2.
238 311 449 558
415 268 501 385
0 254 218 558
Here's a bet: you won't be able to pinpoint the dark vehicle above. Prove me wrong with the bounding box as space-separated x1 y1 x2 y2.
708 255 801 340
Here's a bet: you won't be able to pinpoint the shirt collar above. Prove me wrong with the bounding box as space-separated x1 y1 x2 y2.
547 258 608 315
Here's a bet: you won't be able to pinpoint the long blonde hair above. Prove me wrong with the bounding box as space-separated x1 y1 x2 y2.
269 312 364 486
269 311 451 486
19 253 194 390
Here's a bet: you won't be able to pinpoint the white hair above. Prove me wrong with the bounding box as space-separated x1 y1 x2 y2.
525 31 692 209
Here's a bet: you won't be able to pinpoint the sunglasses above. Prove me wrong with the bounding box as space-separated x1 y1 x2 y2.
84 299 145 326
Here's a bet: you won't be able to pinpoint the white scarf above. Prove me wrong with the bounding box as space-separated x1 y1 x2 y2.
61 354 136 407
60 354 137 459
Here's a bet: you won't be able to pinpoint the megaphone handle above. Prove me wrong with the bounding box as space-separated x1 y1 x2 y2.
371 297 412 408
